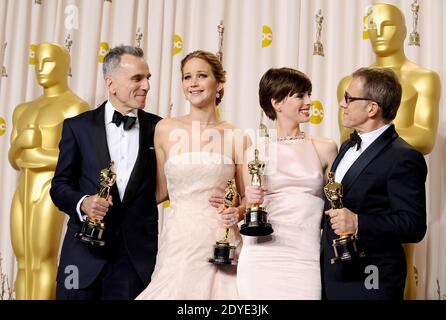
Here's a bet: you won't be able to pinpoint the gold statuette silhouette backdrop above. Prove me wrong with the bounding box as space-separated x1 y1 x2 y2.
337 3 441 299
8 42 88 299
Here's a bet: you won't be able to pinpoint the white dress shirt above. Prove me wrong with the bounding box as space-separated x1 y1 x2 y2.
76 101 140 220
334 124 391 183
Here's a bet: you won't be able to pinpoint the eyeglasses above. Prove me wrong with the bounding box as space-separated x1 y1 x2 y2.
344 91 375 105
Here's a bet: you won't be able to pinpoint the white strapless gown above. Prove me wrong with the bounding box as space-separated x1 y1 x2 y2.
136 152 241 300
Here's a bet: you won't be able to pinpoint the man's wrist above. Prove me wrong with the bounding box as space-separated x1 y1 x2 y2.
76 195 90 221
80 195 90 213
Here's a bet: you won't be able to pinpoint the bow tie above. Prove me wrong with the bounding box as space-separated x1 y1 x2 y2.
349 130 362 151
112 110 137 130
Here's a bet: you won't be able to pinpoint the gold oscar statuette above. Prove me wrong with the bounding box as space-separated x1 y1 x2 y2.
8 42 88 299
208 179 238 265
313 9 325 56
408 0 420 46
324 172 364 264
75 161 116 246
240 148 273 236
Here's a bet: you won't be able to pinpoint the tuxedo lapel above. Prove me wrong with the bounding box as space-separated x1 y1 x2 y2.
122 110 151 204
341 125 399 191
90 102 123 205
91 102 111 169
331 140 353 173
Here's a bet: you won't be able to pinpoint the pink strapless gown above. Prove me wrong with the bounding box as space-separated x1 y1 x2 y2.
237 138 324 299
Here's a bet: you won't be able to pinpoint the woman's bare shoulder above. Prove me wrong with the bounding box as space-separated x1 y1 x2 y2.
308 135 338 159
309 135 336 146
156 117 188 130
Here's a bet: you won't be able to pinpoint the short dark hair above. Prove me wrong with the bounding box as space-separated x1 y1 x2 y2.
181 50 226 105
352 67 402 121
259 68 312 120
103 45 144 78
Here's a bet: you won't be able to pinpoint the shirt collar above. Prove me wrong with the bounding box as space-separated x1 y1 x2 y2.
105 101 138 125
357 123 391 151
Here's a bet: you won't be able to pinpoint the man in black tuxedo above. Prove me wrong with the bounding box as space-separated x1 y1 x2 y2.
50 45 161 299
321 67 427 299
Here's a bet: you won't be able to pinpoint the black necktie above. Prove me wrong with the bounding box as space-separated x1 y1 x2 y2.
349 130 362 151
112 110 136 130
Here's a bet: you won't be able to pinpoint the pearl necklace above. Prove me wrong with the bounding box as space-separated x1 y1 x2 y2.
277 132 306 142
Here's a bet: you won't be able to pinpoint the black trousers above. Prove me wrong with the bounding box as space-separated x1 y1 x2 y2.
56 240 145 300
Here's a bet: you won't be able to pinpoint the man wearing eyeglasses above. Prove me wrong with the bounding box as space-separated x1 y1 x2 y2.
321 67 427 300
336 3 440 300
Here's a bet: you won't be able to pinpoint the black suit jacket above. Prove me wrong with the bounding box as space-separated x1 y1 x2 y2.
321 125 427 300
50 102 162 289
